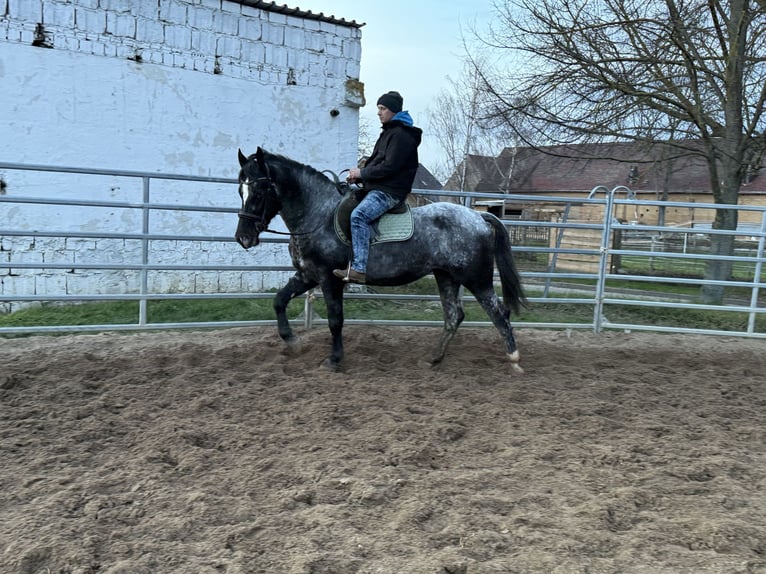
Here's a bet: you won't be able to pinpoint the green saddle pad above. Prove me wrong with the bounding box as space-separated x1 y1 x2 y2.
334 194 414 245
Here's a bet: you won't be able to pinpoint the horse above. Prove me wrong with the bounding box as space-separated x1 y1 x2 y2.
234 147 527 373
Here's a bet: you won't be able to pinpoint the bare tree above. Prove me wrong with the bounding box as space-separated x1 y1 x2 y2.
358 115 375 162
425 62 515 186
476 0 766 303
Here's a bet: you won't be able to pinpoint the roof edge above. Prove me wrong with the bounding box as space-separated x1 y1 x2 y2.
238 1 365 28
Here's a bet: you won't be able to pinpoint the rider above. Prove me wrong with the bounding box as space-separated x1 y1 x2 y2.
333 91 422 284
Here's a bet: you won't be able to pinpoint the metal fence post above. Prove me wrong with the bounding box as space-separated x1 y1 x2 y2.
593 189 617 333
748 210 766 334
304 288 314 329
139 176 150 326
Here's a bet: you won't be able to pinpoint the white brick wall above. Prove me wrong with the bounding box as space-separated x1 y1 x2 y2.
0 0 365 312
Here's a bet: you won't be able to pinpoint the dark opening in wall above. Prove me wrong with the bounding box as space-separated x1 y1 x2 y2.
32 23 53 48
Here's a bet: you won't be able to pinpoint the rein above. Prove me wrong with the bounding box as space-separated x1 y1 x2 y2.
237 173 334 237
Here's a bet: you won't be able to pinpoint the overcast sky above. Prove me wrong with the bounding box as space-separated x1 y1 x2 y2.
290 0 496 175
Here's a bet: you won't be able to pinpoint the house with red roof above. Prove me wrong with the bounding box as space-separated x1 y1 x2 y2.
444 142 766 229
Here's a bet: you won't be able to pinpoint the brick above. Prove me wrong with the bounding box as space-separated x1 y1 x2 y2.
240 39 264 64
283 26 304 50
2 275 36 296
43 248 75 265
286 48 307 70
131 2 159 20
74 0 99 9
305 30 325 53
7 0 43 23
74 7 105 34
263 43 287 69
212 10 239 35
135 17 164 44
324 40 341 58
215 34 240 59
78 37 105 56
187 5 214 30
36 272 68 295
65 238 97 251
242 270 264 292
173 51 194 69
65 29 83 48
163 23 191 50
66 270 134 295
45 2 75 28
159 0 188 26
194 271 219 293
239 16 261 40
7 24 24 43
219 0 241 14
324 58 346 80
147 272 177 294
343 37 361 60
99 0 132 13
200 0 223 11
345 59 361 79
13 250 44 265
105 11 136 38
115 42 135 59
190 28 216 56
240 4 261 18
217 271 243 293
261 23 284 45
266 11 286 25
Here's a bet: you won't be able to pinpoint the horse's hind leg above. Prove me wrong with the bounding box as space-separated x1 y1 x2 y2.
432 271 465 364
273 273 317 345
470 286 523 373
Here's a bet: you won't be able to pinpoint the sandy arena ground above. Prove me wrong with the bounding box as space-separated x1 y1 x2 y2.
1 325 765 574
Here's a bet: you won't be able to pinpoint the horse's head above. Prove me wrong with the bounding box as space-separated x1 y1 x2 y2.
235 147 282 249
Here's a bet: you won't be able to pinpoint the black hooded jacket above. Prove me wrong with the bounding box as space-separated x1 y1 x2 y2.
359 118 423 202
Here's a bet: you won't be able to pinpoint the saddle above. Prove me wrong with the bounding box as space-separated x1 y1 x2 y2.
333 189 413 246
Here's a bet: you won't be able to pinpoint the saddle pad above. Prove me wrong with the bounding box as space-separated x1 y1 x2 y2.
334 204 414 245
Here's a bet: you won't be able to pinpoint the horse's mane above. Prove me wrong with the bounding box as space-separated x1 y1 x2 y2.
264 150 335 192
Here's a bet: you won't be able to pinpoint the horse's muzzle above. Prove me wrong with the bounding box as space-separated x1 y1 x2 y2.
235 233 260 249
235 214 264 249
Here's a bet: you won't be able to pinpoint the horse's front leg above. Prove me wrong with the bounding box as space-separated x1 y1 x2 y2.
319 277 346 371
273 272 317 345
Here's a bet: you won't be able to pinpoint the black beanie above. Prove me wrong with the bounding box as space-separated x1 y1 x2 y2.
376 91 403 113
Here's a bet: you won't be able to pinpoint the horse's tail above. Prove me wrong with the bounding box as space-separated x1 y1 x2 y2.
481 212 528 315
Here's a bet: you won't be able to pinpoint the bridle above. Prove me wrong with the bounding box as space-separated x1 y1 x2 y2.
237 173 325 237
237 176 274 223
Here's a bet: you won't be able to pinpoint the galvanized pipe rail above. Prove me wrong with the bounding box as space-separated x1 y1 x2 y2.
1 161 764 338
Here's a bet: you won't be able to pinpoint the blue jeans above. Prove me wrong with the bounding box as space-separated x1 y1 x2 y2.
350 189 400 273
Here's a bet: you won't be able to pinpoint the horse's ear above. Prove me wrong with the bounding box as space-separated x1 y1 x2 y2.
238 148 248 167
255 147 267 170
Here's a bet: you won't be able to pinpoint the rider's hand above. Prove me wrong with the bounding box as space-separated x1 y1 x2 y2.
347 168 362 182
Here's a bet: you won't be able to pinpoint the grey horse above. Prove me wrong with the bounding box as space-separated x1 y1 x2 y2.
235 147 527 373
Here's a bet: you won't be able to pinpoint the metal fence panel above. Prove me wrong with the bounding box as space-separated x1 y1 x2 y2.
1 161 764 338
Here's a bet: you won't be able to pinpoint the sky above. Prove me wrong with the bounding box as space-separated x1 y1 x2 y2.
291 0 496 176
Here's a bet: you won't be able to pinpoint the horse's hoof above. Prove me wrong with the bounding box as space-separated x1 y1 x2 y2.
507 351 524 374
322 357 341 372
429 351 445 365
280 336 302 356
